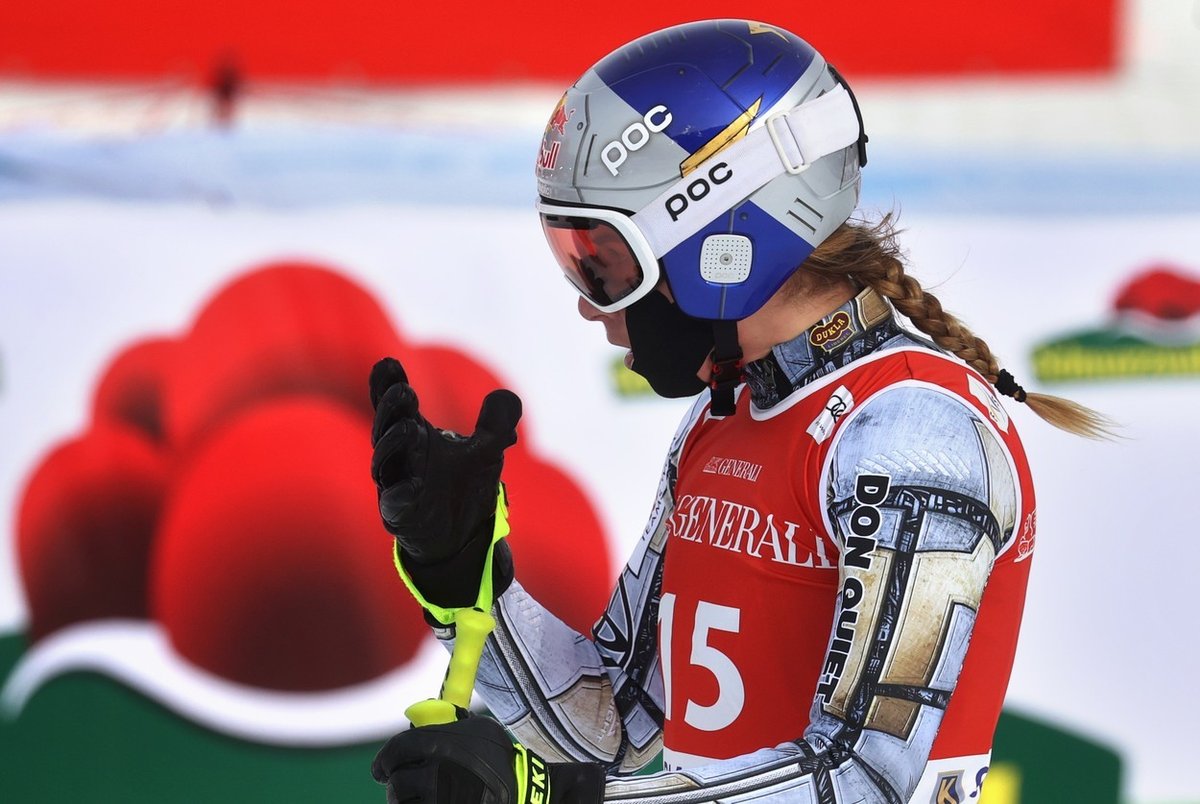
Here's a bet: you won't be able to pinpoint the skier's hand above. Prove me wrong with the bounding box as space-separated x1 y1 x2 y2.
371 716 604 804
369 358 521 606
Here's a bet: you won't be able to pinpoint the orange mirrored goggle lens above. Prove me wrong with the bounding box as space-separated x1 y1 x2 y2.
539 214 645 308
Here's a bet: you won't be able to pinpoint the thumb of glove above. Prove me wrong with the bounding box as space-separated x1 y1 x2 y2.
369 357 410 411
472 389 522 454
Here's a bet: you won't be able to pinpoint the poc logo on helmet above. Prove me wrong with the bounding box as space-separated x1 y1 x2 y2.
601 105 672 176
665 162 733 221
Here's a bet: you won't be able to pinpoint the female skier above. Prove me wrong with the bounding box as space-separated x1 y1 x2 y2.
367 19 1109 804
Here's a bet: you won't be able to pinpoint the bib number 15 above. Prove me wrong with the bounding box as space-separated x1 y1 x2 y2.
658 593 745 731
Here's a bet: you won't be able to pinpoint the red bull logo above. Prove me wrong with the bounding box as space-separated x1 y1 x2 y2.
546 94 574 136
539 95 574 171
537 139 561 171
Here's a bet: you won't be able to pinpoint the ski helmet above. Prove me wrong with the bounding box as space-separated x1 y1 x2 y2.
536 19 868 322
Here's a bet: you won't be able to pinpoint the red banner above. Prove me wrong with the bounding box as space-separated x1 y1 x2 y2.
0 0 1118 83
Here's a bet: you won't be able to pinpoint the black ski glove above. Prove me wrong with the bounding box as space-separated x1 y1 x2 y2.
371 716 605 804
369 357 522 610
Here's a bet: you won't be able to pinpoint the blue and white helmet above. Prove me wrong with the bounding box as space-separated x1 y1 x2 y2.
536 19 867 322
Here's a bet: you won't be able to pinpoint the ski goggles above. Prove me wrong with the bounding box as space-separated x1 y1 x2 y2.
537 201 662 313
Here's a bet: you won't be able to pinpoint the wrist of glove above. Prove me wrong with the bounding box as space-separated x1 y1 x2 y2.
372 716 605 804
370 357 522 613
398 528 515 616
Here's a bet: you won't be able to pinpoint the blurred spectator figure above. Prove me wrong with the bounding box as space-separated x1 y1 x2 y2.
210 52 243 129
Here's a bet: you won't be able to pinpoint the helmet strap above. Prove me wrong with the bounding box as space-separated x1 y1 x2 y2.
708 320 744 417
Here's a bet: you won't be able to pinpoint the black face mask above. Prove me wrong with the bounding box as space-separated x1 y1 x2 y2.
624 290 714 398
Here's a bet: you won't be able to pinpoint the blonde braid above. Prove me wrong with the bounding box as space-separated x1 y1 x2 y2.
871 257 998 380
802 215 1115 439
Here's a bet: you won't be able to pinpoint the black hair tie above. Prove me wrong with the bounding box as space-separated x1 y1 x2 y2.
995 369 1027 403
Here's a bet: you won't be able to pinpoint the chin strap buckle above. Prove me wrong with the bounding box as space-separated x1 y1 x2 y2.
708 320 743 417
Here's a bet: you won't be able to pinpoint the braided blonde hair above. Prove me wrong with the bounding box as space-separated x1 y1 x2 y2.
799 215 1114 439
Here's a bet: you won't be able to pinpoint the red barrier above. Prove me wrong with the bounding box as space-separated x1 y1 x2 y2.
0 1 1117 83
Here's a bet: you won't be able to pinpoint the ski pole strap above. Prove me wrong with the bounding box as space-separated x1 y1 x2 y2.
393 483 511 626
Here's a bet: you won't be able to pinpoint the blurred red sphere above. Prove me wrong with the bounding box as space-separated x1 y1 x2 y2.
92 337 175 442
1113 266 1200 321
502 451 613 635
17 423 168 641
17 260 617 695
162 262 404 451
152 397 426 691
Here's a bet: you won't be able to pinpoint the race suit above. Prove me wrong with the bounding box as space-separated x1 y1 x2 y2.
434 286 1036 803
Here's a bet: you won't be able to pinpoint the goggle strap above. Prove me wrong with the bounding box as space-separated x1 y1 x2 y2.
708 319 743 418
632 84 860 259
827 63 869 167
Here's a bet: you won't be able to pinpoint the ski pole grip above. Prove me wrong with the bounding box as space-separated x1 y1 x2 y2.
441 607 495 710
403 607 496 727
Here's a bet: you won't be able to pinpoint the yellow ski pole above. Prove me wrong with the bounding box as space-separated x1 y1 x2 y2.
405 607 495 726
399 486 509 727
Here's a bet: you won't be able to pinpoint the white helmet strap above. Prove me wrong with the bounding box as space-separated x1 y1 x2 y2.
631 84 860 258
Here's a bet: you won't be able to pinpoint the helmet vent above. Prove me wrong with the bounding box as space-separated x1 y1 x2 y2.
786 197 825 235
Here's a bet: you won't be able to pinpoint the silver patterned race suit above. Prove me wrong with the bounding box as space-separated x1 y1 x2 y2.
430 286 1035 803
